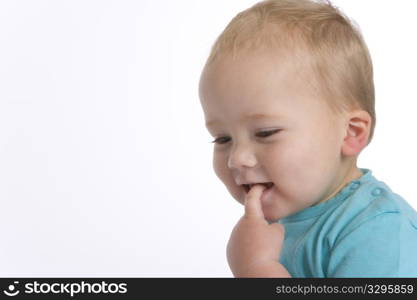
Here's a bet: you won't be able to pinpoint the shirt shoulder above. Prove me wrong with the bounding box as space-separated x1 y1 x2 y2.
325 172 417 277
330 174 417 241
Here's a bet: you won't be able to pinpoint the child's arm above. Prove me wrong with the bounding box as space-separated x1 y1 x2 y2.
233 259 291 278
226 185 292 278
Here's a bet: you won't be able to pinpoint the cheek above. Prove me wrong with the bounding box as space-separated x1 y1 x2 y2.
270 133 340 195
213 152 226 181
265 140 317 170
265 138 329 185
213 152 235 187
213 152 244 203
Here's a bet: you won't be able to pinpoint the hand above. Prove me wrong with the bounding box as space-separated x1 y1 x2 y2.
226 184 287 277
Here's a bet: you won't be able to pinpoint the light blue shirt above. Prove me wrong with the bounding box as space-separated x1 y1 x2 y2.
278 168 417 277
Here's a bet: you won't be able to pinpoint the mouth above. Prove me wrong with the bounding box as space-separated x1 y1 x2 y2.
242 182 274 194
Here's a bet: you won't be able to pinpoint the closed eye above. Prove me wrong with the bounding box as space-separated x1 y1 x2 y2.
210 129 281 144
256 129 281 138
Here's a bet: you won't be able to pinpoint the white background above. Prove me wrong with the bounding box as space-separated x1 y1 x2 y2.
0 0 416 277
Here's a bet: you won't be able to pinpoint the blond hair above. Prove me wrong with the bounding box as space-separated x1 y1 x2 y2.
204 0 376 144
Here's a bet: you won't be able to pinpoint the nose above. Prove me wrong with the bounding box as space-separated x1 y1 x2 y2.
227 143 257 170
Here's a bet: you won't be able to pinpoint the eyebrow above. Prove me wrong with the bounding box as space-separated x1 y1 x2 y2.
205 113 282 128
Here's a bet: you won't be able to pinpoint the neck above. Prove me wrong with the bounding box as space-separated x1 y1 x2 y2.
316 162 363 205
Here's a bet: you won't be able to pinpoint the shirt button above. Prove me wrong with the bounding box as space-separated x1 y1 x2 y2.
350 182 360 190
371 188 383 196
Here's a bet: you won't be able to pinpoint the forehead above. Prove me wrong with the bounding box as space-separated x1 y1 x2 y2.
199 48 318 103
201 50 290 89
200 50 325 126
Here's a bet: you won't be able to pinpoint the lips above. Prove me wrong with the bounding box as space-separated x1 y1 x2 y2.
242 182 274 194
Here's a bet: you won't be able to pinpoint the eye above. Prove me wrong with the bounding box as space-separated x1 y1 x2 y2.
210 129 281 144
256 129 281 138
210 137 230 144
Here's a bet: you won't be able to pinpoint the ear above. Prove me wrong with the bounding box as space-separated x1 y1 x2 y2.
341 110 372 157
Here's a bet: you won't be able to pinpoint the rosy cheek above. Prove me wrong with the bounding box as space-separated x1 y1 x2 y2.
212 160 225 180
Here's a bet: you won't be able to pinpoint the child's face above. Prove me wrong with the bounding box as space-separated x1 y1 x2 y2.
199 50 355 221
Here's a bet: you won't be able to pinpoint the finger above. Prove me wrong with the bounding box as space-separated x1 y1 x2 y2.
244 184 267 219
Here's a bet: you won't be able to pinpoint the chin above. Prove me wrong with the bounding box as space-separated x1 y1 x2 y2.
263 205 290 222
261 204 278 221
263 211 279 223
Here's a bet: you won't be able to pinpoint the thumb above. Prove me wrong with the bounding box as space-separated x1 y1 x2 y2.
244 184 267 219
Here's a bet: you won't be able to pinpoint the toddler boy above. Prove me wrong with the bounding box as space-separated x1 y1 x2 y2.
198 0 417 277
